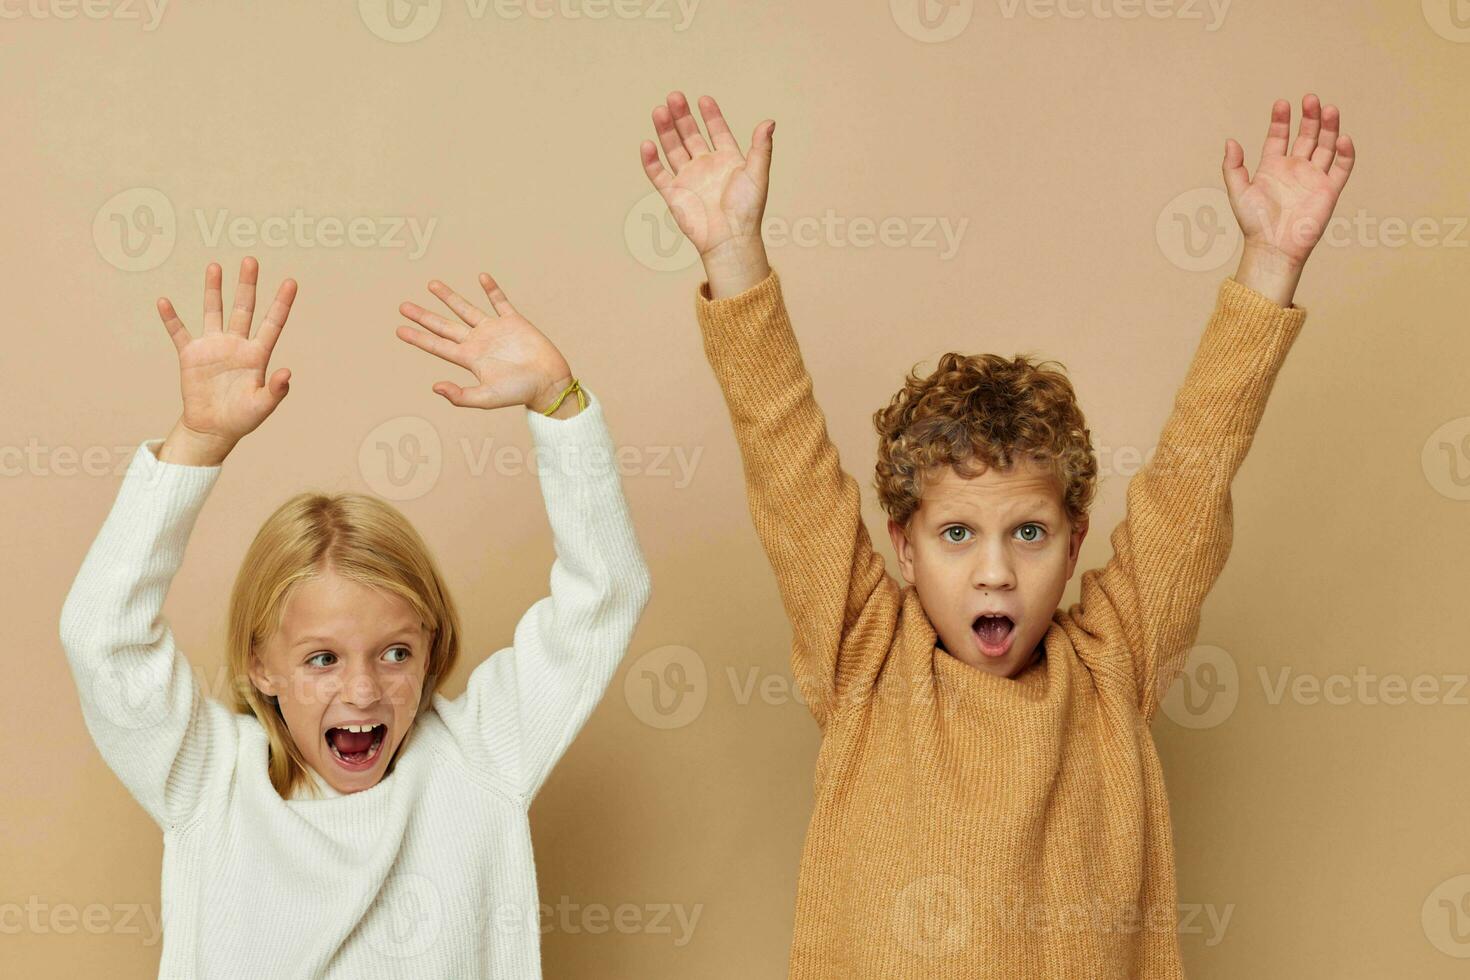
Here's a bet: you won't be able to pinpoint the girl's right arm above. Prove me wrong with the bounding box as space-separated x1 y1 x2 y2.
59 258 299 829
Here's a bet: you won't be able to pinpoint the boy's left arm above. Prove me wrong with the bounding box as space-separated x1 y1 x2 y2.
1069 270 1305 720
1071 94 1353 721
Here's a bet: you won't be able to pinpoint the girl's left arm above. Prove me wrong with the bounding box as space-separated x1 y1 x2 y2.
441 388 652 798
394 272 651 798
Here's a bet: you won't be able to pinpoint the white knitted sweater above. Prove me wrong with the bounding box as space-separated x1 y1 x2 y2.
57 388 652 979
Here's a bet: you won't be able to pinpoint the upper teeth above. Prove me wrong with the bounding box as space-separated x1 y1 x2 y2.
336 724 379 733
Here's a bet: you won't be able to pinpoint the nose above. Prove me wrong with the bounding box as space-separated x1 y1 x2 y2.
970 537 1016 591
340 661 384 707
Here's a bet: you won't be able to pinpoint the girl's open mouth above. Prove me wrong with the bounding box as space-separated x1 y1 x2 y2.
325 724 387 771
972 614 1015 659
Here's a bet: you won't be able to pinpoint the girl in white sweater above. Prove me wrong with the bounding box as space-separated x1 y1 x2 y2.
58 257 652 979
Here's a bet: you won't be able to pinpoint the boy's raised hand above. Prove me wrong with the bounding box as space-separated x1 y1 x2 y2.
641 91 774 297
157 257 297 465
1223 93 1355 269
395 272 577 416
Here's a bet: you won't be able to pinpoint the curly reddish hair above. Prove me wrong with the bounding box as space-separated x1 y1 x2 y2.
872 351 1098 530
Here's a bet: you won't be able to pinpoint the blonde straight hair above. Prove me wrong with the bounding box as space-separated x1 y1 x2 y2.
225 492 461 800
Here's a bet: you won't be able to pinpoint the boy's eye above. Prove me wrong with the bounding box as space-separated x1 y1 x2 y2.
1016 523 1045 543
942 526 972 543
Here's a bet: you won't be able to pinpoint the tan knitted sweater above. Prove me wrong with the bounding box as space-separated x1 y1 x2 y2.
693 268 1307 978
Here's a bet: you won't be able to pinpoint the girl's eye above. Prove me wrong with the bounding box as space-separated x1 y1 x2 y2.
1016 523 1045 543
942 526 972 543
306 646 411 668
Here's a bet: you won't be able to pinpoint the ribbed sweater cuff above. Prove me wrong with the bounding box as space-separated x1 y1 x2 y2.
522 385 616 485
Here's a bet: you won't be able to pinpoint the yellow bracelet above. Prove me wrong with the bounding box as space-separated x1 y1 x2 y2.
540 378 587 416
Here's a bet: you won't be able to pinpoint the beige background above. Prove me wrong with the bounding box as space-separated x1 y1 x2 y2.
5 0 1469 976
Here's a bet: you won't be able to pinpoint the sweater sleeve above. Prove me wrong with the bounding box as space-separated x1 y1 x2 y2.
440 386 652 801
1068 276 1307 722
57 438 239 831
694 268 901 729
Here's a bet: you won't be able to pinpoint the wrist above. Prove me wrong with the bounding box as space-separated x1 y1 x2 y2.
1234 244 1304 308
159 420 234 466
702 239 771 300
529 374 581 418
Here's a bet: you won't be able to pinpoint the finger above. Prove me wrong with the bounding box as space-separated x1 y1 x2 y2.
698 95 740 153
1290 93 1321 159
396 322 469 368
1309 103 1340 173
398 301 470 343
652 104 691 172
641 139 676 196
432 380 510 410
157 297 190 354
1221 137 1250 203
744 119 775 191
666 91 711 158
426 280 489 330
203 262 224 333
478 272 518 317
266 367 291 404
255 279 298 357
228 256 259 337
1327 134 1355 192
1259 98 1291 164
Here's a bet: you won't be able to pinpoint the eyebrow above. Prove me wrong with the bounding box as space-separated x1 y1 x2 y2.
292 625 422 648
935 497 1058 522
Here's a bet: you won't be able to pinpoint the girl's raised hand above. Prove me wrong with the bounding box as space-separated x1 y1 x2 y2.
640 91 774 263
395 272 574 415
157 257 297 463
1222 94 1356 268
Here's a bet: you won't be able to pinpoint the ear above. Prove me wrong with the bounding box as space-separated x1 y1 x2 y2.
887 518 917 586
1064 515 1089 579
248 649 277 699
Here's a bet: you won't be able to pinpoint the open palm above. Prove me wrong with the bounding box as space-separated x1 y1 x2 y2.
640 92 774 258
1223 94 1355 266
159 258 297 449
395 272 571 411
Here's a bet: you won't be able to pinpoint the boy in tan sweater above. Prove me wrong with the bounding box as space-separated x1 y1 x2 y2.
639 91 1355 976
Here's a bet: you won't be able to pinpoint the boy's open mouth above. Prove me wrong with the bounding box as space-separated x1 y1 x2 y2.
325 724 387 770
972 614 1015 659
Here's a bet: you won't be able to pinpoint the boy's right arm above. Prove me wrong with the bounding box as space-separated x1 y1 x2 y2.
642 91 901 726
693 269 901 727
